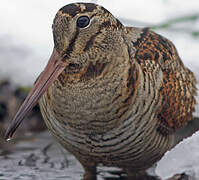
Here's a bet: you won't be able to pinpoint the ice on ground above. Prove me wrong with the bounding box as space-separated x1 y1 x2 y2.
156 131 199 179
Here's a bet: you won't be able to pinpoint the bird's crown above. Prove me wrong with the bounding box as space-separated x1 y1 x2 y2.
52 3 123 56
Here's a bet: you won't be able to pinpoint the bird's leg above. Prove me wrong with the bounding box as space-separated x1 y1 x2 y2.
82 165 97 180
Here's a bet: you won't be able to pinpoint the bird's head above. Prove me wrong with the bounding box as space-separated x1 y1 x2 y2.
5 3 124 139
53 3 123 54
53 3 124 75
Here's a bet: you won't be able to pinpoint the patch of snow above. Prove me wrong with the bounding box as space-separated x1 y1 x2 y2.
156 131 199 179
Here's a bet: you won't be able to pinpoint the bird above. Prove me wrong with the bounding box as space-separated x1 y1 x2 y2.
5 3 197 180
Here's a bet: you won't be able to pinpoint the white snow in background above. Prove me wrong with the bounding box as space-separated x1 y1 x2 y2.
156 131 199 179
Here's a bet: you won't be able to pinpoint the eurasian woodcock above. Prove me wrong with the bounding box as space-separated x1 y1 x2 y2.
5 3 197 180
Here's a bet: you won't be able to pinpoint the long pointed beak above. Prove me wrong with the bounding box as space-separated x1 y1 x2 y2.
5 48 66 140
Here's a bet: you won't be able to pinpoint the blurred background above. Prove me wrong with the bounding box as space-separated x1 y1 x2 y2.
0 0 198 179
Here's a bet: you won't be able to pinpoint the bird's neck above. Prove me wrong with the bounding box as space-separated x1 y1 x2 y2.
41 39 137 133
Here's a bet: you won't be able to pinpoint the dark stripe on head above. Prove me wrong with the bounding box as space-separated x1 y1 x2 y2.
83 31 101 51
84 3 97 12
60 4 81 17
63 29 79 58
60 3 98 17
83 20 112 51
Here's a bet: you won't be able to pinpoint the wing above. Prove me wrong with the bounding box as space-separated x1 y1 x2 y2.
125 27 197 133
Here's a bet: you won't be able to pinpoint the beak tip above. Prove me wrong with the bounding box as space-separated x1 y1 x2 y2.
5 137 12 142
4 126 14 141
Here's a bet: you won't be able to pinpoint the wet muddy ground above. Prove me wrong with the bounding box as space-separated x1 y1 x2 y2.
0 132 84 180
0 131 158 180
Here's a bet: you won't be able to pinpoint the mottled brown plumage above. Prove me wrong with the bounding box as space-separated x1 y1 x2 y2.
5 3 197 180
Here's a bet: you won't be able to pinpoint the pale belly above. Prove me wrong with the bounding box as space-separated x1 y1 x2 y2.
39 92 173 169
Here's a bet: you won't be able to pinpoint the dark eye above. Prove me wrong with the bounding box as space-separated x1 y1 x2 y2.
76 16 90 28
